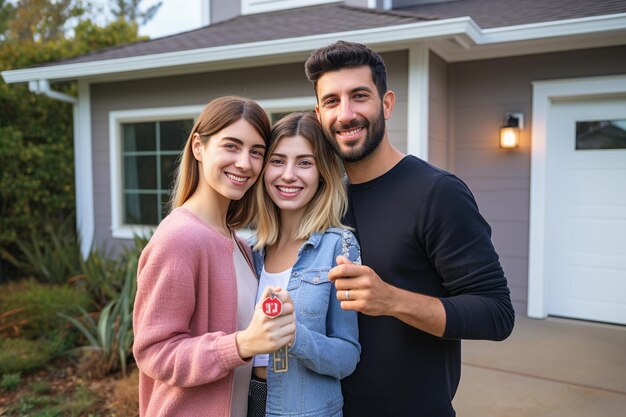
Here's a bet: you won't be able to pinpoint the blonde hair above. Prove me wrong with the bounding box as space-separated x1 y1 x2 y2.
170 96 271 229
253 112 347 249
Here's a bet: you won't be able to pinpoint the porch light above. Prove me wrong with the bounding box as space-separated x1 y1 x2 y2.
500 113 523 149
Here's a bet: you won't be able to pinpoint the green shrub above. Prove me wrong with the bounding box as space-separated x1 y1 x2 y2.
0 338 54 374
0 16 147 281
0 123 75 281
30 380 51 395
63 250 140 377
0 372 21 390
4 217 82 285
0 279 91 340
77 234 149 308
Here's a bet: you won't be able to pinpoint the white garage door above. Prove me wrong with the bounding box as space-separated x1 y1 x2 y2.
545 94 626 325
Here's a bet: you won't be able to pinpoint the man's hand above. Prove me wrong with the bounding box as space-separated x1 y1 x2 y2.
329 256 446 337
328 255 395 316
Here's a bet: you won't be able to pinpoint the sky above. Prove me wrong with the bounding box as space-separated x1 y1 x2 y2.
96 0 204 39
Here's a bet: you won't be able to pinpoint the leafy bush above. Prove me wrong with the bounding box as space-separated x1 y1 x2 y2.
0 372 21 391
63 248 140 377
0 338 54 374
0 16 146 281
3 217 82 285
0 124 74 281
75 245 131 309
0 279 91 340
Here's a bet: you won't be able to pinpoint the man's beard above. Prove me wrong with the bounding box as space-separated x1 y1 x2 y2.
323 108 385 163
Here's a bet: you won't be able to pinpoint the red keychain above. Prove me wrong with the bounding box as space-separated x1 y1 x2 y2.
262 288 288 372
262 288 283 318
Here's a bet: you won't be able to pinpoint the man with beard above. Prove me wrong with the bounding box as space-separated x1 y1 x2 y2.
305 40 515 417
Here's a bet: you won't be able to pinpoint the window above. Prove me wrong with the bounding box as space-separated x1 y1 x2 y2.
110 106 203 239
122 120 193 226
576 119 626 150
110 98 316 239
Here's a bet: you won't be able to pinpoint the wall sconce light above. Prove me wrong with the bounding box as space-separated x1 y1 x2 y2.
500 113 523 149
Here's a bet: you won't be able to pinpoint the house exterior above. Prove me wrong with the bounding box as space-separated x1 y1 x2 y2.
3 0 625 324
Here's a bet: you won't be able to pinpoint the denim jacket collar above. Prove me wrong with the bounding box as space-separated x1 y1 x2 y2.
249 231 324 259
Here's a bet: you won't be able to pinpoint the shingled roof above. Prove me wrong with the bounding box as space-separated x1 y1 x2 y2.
44 4 431 66
397 0 626 29
19 0 626 72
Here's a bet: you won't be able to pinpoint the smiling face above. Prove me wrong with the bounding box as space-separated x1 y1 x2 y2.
263 134 320 215
193 118 266 203
315 65 392 163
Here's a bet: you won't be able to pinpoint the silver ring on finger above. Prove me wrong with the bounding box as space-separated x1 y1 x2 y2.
345 290 350 301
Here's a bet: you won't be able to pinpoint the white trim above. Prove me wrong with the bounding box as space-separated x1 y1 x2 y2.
75 80 94 258
406 44 429 159
108 97 316 240
528 74 626 319
29 79 77 104
258 96 317 113
242 0 340 15
3 13 624 84
201 0 211 26
480 13 626 42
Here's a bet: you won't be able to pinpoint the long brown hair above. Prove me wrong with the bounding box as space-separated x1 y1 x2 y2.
171 96 271 228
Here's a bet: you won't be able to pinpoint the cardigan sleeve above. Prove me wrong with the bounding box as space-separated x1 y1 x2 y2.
421 174 515 341
132 231 247 388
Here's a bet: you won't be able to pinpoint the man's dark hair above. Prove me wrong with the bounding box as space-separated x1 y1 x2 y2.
304 40 388 100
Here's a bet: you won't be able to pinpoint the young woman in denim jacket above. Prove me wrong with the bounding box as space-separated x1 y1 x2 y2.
248 112 361 417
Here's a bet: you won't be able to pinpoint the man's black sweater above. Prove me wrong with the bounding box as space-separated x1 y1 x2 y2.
341 155 514 417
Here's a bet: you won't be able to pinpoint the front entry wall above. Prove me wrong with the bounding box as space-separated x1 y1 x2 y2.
447 45 626 316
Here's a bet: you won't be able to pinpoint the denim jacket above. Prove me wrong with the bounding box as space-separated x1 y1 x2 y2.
250 227 361 417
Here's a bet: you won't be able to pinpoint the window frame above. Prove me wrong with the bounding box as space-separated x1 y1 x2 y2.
109 97 317 240
109 105 203 239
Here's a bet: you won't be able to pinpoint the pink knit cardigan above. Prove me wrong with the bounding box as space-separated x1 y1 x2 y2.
133 208 254 417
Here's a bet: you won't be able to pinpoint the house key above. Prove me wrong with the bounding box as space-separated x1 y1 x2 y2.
262 288 288 373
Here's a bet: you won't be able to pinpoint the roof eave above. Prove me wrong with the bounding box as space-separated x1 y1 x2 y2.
2 13 625 84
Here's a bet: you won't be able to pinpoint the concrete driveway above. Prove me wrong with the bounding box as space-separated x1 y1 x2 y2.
453 316 626 416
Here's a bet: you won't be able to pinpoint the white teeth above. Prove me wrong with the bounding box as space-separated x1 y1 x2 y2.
278 186 301 193
339 128 362 136
226 173 247 182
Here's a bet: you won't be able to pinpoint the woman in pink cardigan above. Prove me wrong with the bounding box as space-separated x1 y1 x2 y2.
133 96 297 417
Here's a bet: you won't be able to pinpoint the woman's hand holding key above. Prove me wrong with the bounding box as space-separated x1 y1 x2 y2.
235 286 296 359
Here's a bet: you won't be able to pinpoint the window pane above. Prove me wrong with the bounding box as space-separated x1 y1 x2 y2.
161 155 179 190
123 122 156 152
161 120 193 151
576 120 626 150
125 193 159 225
271 112 292 124
124 155 157 189
159 191 171 220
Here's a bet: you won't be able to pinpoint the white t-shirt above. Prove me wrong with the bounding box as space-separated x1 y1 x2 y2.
252 266 292 368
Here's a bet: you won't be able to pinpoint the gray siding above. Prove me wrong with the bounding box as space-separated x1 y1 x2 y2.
448 45 626 315
90 51 407 250
210 0 240 24
384 52 409 154
428 51 449 169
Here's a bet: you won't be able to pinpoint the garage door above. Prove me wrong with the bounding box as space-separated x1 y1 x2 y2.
545 94 626 325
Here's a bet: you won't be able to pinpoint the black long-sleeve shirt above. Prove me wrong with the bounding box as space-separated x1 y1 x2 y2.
341 155 515 417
